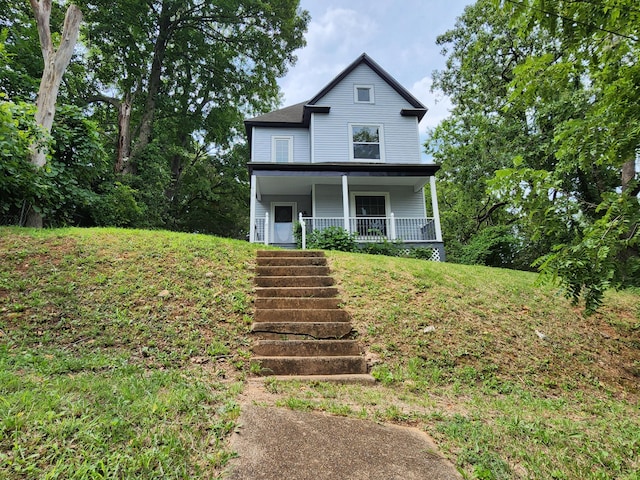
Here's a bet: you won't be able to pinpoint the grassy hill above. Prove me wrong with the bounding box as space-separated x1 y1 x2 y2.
1 227 638 479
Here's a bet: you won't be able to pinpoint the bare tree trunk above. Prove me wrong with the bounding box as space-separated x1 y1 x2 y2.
27 1 82 227
115 93 133 174
87 93 134 175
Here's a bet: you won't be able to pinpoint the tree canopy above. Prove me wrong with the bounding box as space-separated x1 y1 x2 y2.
429 0 639 311
1 0 308 235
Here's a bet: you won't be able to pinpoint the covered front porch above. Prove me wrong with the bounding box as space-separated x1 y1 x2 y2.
248 162 445 260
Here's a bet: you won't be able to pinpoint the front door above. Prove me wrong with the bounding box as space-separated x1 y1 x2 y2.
272 203 296 243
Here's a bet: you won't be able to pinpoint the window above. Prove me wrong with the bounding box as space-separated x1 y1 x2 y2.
353 194 388 237
354 85 374 103
349 124 384 161
272 136 293 163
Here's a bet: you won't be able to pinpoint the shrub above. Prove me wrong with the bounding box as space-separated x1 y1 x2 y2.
409 247 438 261
307 226 357 252
91 182 143 227
359 238 403 256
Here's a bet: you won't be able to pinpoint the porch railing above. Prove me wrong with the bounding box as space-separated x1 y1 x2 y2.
253 214 438 246
300 216 436 241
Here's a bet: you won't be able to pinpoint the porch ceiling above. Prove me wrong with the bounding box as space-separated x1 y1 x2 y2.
250 162 439 196
254 174 430 196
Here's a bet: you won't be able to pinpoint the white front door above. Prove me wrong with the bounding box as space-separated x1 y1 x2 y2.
271 203 296 243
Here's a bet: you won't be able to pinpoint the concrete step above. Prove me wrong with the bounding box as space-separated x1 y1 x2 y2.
257 250 324 258
254 309 350 323
257 257 327 267
255 276 335 287
255 286 339 298
256 265 329 277
256 266 330 277
253 374 376 385
251 322 353 338
255 297 342 310
253 355 367 376
253 339 361 357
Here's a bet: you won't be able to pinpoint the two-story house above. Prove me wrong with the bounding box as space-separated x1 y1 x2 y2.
244 53 445 261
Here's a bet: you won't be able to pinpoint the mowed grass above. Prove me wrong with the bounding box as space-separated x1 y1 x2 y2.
265 253 640 480
0 227 258 479
1 227 639 479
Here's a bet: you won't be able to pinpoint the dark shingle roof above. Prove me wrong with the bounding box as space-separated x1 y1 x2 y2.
245 101 307 126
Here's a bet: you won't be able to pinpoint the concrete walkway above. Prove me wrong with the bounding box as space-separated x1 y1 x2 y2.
226 404 462 479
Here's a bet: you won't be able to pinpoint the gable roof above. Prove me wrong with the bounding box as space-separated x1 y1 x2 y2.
244 53 428 140
308 53 427 111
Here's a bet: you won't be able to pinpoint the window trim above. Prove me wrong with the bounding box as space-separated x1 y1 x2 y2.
348 123 385 162
271 136 293 163
349 192 391 239
354 84 374 104
349 192 391 217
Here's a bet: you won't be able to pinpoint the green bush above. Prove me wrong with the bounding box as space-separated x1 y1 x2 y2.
91 182 143 227
359 238 402 256
408 247 437 261
307 226 357 252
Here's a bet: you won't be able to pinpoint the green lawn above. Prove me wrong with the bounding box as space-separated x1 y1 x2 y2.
1 227 638 479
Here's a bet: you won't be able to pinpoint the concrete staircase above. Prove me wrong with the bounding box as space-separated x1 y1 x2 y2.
251 250 374 383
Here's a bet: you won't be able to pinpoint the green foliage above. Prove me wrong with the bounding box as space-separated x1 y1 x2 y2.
359 238 403 257
427 0 561 269
307 227 358 252
293 221 303 248
91 182 143 227
534 192 640 314
0 98 47 222
408 247 437 261
457 225 519 267
490 0 640 311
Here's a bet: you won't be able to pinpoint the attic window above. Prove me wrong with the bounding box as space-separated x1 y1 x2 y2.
354 85 374 103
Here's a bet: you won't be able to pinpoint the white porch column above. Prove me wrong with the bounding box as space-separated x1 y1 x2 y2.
249 174 257 243
390 212 396 240
430 176 443 242
342 174 350 232
264 212 269 245
299 212 307 250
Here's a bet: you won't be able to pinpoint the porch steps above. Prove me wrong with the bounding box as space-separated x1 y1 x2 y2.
251 250 373 382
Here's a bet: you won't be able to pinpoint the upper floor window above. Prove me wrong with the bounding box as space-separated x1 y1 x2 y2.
354 85 374 104
349 124 384 161
272 136 293 163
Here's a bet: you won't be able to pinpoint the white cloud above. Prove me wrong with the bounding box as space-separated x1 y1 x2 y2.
279 8 377 105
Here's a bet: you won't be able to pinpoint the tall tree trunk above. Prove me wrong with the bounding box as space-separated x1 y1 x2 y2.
115 93 133 174
27 1 82 227
130 3 171 161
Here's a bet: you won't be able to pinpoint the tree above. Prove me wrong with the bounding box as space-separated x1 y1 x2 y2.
493 0 640 311
25 1 82 227
427 0 569 269
81 0 308 172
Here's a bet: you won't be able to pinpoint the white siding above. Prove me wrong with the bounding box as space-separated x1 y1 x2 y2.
313 185 344 217
312 184 426 218
252 127 310 163
349 186 426 217
256 195 312 218
312 64 422 165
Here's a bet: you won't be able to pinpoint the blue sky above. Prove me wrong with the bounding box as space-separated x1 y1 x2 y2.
278 0 473 138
